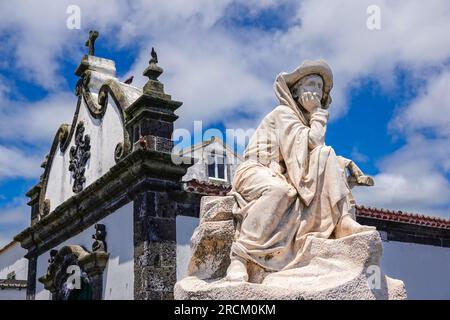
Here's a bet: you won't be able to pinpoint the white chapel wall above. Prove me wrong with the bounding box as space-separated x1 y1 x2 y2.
176 215 199 281
174 219 450 300
0 242 28 300
0 242 28 280
45 97 125 212
381 240 450 299
35 202 134 300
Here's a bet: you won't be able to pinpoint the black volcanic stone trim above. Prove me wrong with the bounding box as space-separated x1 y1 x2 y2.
357 216 450 248
15 150 193 258
140 118 173 139
132 180 199 299
26 256 37 299
133 240 176 300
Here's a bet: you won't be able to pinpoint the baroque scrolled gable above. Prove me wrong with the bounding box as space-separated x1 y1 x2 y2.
20 32 185 232
29 34 145 222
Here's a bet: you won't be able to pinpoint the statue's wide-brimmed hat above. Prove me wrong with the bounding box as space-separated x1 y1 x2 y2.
281 59 333 106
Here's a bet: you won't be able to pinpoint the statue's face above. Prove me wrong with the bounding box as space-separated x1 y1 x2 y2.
291 74 324 105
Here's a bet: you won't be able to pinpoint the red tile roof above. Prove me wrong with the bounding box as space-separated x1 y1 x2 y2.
0 279 27 290
356 205 450 229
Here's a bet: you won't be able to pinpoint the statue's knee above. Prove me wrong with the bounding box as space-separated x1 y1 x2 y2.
266 184 296 199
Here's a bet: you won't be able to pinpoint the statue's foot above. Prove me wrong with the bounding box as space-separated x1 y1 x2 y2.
356 175 374 186
334 214 376 238
225 257 249 282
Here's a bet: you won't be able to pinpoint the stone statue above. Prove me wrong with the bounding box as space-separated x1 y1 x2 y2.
85 30 99 56
92 224 107 252
225 60 375 281
175 60 407 300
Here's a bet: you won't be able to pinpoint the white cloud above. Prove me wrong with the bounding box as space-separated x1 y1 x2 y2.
0 77 9 100
354 162 450 218
1 0 450 220
0 92 75 144
354 73 450 218
0 199 29 248
0 200 29 225
390 70 450 138
275 0 450 117
3 0 450 127
0 145 43 179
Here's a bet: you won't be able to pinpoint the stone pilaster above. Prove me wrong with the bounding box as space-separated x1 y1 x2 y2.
124 48 182 153
128 49 194 300
134 191 176 299
26 255 37 300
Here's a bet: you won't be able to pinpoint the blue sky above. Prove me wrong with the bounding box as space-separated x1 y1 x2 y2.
1 0 450 247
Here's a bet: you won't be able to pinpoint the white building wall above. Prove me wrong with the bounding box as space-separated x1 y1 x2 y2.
0 242 27 280
381 240 450 300
174 218 450 300
0 288 27 300
0 242 28 300
176 216 199 281
35 202 134 300
182 140 242 184
45 98 125 212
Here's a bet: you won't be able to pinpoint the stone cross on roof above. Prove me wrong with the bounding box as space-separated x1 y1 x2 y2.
85 30 99 56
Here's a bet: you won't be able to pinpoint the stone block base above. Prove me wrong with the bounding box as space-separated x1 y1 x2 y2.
176 230 407 300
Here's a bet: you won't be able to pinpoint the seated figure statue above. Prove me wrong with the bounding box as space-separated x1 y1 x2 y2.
226 60 376 282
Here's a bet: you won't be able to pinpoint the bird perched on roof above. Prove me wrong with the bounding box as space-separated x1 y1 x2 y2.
124 76 134 84
150 47 158 64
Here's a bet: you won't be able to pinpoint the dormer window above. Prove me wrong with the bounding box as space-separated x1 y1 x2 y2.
207 151 227 181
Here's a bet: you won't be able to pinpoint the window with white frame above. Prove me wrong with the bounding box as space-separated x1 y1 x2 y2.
207 151 227 181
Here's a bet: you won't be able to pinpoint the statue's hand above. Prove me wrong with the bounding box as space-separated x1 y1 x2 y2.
300 92 322 113
357 175 374 186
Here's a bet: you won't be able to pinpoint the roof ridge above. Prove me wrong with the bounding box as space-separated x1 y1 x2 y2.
356 205 450 229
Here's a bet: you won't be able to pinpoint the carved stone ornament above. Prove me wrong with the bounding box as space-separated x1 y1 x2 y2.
92 224 107 252
69 122 91 193
38 245 109 300
114 142 125 163
75 73 91 97
42 199 51 216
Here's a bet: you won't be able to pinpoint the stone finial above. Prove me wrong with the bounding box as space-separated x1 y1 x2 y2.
143 47 163 82
85 30 99 56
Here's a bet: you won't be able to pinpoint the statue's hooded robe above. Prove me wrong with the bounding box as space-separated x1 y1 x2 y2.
230 60 354 272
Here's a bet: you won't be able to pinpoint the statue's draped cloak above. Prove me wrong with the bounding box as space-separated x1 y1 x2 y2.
229 73 352 271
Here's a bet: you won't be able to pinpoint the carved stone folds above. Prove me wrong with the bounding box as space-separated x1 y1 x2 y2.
176 195 408 300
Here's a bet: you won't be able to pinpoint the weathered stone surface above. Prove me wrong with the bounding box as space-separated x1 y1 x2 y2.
175 230 407 300
187 220 235 280
199 196 235 222
185 196 237 280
